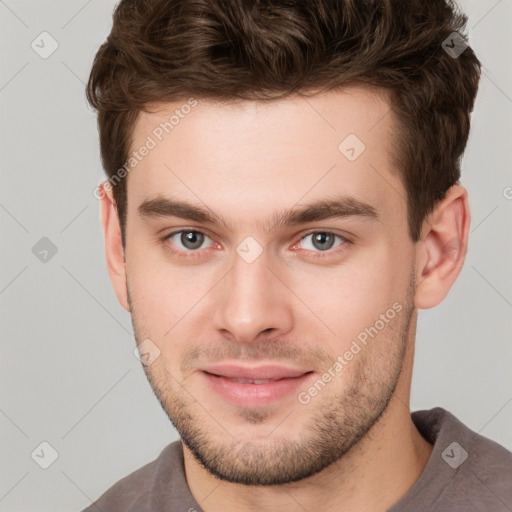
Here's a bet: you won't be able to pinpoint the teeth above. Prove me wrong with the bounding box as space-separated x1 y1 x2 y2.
228 378 277 384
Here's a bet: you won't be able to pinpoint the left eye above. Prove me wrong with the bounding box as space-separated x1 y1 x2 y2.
165 230 212 251
298 232 346 252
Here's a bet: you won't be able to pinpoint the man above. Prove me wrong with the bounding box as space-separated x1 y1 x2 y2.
83 0 512 511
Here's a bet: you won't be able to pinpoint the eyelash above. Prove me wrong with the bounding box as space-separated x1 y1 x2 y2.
160 229 352 260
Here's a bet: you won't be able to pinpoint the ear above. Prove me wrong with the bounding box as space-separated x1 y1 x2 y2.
99 181 130 312
414 184 470 309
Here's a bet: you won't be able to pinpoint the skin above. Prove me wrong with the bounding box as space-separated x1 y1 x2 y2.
99 86 470 512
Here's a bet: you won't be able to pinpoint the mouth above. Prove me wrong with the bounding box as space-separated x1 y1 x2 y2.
199 364 315 407
208 376 285 384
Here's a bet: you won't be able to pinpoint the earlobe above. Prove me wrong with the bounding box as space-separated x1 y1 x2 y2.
414 185 470 310
98 181 130 312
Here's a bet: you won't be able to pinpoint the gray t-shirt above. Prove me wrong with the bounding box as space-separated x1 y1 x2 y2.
82 407 512 511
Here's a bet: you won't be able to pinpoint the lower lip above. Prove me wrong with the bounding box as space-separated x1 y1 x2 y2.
201 371 314 408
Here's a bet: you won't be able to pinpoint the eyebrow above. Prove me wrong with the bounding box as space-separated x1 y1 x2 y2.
137 194 380 231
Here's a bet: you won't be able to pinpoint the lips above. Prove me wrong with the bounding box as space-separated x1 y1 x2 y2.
199 363 314 407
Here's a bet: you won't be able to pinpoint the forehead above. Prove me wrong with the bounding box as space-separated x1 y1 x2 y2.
126 86 404 227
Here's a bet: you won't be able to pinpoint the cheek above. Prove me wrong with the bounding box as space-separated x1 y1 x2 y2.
288 242 407 345
126 254 195 342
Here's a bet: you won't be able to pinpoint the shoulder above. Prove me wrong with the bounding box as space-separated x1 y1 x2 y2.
81 441 182 512
412 407 512 510
413 406 512 471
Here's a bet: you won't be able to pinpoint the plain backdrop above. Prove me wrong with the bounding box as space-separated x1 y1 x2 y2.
1 0 511 510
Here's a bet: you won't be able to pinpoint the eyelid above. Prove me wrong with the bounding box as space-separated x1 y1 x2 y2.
163 228 217 251
298 229 351 242
292 230 351 254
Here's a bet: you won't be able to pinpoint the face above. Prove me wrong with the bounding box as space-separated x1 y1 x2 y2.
120 87 419 485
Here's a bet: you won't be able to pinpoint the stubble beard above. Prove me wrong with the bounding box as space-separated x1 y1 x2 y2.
128 272 416 486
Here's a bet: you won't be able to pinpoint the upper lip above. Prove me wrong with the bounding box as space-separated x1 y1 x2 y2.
201 363 311 380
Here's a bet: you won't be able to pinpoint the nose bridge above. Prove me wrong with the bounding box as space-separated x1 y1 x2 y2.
212 242 293 341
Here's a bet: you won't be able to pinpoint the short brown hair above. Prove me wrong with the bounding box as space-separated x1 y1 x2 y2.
86 0 481 249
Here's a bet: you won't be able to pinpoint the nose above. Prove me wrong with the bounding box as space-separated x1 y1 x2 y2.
211 243 294 344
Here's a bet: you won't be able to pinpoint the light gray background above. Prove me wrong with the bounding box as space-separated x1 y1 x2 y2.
1 0 511 510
